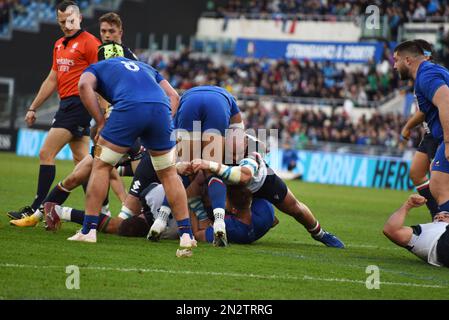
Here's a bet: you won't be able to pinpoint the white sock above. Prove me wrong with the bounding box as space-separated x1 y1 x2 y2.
157 205 171 222
213 208 225 221
32 208 43 219
118 206 133 220
60 206 72 221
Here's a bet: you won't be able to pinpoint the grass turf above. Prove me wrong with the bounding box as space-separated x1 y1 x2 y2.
0 152 448 300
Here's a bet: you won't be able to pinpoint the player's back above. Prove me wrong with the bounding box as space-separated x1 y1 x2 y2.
85 57 169 109
181 85 237 108
415 61 449 141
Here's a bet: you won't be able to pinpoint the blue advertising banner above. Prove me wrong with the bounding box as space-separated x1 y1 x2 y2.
235 39 385 63
266 149 414 191
16 128 92 160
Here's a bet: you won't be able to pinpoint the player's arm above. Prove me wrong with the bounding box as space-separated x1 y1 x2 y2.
383 194 426 247
191 157 258 185
159 79 180 116
78 72 104 141
25 69 58 126
401 110 425 140
433 85 449 159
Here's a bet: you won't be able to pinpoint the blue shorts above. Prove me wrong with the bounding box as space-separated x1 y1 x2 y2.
101 102 175 151
52 96 91 138
432 142 449 174
175 91 231 136
205 198 275 244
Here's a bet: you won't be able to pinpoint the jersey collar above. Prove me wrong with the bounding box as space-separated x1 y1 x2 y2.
62 29 84 48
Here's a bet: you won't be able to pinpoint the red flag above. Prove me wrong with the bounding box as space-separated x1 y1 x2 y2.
289 18 297 34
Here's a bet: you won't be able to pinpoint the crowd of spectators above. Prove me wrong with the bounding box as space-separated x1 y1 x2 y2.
142 47 401 108
240 100 423 149
209 0 449 21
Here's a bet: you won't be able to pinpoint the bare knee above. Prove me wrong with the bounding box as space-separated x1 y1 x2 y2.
409 169 426 186
63 173 82 190
39 147 56 164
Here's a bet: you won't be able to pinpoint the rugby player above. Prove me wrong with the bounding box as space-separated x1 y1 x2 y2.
158 85 244 247
400 39 440 218
190 130 345 248
7 1 101 220
45 181 278 246
383 194 449 268
71 45 195 258
394 40 449 215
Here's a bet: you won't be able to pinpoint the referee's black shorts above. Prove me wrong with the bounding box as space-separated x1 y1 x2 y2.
416 133 439 161
52 96 91 138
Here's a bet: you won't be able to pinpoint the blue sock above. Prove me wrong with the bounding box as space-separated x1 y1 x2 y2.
438 200 449 212
162 196 169 207
207 176 226 211
176 218 193 239
81 215 99 235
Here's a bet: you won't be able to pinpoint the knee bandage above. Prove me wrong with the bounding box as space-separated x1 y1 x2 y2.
151 148 176 171
94 144 124 166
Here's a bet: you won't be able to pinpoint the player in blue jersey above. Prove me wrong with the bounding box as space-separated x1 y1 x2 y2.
394 40 449 216
69 43 195 257
150 85 244 247
400 40 440 219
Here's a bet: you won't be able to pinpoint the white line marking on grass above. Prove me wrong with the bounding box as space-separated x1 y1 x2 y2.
0 263 445 289
302 276 444 288
346 244 402 251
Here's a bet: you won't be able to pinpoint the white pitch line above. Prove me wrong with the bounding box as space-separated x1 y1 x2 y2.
0 263 445 289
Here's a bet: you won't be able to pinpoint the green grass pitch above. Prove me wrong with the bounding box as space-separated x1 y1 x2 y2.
0 152 448 300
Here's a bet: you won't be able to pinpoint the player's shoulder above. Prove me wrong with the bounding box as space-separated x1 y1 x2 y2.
419 61 448 79
53 37 65 47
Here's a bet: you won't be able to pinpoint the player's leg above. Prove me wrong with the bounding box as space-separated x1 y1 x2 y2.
411 150 439 218
9 128 73 226
150 149 196 256
201 132 229 247
68 136 129 242
256 171 344 248
430 143 449 212
69 135 90 165
44 202 119 234
144 102 195 257
275 189 344 248
31 154 95 224
110 167 127 203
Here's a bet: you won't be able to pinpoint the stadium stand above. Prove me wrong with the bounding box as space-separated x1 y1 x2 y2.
141 47 401 108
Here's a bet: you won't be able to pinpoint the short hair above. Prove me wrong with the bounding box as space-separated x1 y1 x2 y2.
99 12 123 30
413 39 433 59
56 1 78 12
394 40 424 57
117 216 150 237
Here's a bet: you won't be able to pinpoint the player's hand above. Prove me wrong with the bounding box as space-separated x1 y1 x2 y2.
24 110 36 127
191 159 210 173
400 127 410 141
94 121 105 143
176 161 194 176
405 194 426 209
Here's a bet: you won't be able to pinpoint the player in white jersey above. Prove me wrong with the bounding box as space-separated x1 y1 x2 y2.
188 130 344 248
383 194 449 267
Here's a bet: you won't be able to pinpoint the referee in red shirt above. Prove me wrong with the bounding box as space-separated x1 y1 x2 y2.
8 1 101 220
